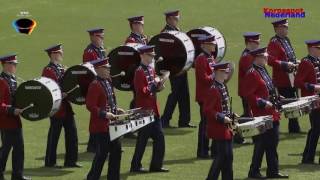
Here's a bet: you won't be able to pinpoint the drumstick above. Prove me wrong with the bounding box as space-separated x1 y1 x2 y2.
21 103 34 112
126 107 142 113
66 85 80 94
111 71 126 78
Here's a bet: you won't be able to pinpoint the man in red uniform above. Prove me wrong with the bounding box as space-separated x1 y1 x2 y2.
125 16 148 45
238 32 261 117
130 45 168 173
83 28 107 152
0 54 31 180
294 40 320 164
42 44 81 168
267 19 300 133
160 10 194 128
203 62 234 180
194 35 216 158
86 58 123 180
243 47 288 179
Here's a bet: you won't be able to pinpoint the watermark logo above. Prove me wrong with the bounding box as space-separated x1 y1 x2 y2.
263 8 306 18
12 11 37 35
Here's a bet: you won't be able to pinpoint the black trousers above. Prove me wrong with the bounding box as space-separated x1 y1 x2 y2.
131 118 165 170
45 115 78 166
302 110 320 162
87 134 96 152
197 103 215 157
207 140 233 180
277 87 300 132
87 133 122 180
0 128 24 178
249 121 279 176
240 96 250 117
161 73 191 126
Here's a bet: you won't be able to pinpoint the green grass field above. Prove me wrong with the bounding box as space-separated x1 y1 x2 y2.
1 0 320 179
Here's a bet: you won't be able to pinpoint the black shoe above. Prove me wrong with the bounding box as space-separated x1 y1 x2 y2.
248 172 266 179
11 176 31 180
178 123 196 128
44 163 58 168
267 172 289 179
149 167 169 173
0 175 5 180
130 167 148 173
64 163 82 168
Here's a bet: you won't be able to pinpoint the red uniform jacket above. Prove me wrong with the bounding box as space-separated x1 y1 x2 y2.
124 32 148 45
42 63 73 119
194 52 215 103
294 55 319 97
134 64 160 117
267 35 296 88
238 49 254 97
82 43 107 63
203 82 233 140
242 65 280 121
0 73 22 129
86 78 116 133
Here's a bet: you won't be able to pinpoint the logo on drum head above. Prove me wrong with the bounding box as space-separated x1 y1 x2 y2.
25 86 42 90
12 11 37 35
71 71 88 75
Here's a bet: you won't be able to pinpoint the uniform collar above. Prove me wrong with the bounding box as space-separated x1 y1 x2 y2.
166 24 179 31
1 71 15 79
214 79 225 86
308 54 319 61
90 43 103 50
201 49 212 57
131 32 143 39
253 63 265 70
140 63 150 69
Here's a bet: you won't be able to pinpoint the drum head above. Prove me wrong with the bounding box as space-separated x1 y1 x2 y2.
149 31 195 76
15 78 61 121
62 64 96 105
108 44 143 91
187 26 227 62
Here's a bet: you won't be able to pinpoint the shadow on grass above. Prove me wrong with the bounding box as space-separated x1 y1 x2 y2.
35 152 95 162
279 132 307 141
11 167 74 177
163 128 194 136
261 163 320 172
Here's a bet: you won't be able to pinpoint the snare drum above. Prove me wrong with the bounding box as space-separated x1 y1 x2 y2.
62 63 96 105
109 120 133 141
236 116 273 138
108 43 144 91
282 96 320 119
149 31 195 76
130 109 155 132
15 77 62 121
187 26 226 62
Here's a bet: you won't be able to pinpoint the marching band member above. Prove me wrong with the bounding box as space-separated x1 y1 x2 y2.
236 32 261 144
0 54 31 180
267 19 300 133
125 16 148 45
194 35 217 158
294 40 320 164
203 62 234 180
83 28 107 153
244 47 288 179
86 58 123 180
125 15 148 116
130 45 169 173
238 32 261 117
160 10 194 128
42 44 81 168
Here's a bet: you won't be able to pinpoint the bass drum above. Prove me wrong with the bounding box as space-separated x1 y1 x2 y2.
187 26 227 62
149 30 195 76
62 63 96 105
108 43 144 91
15 77 62 121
